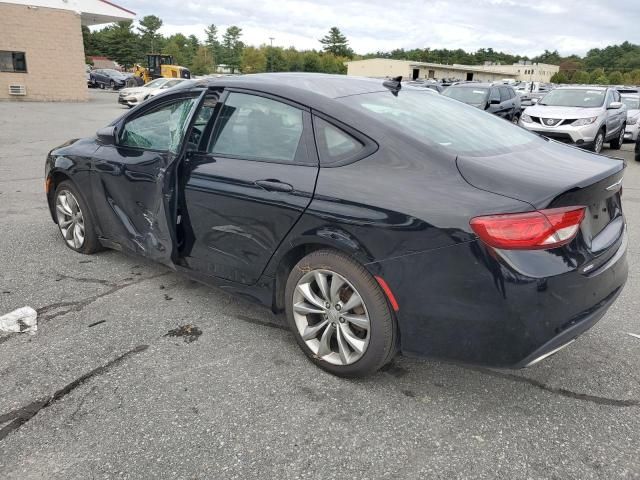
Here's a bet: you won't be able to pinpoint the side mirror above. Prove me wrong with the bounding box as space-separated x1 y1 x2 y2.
96 126 116 145
608 102 623 110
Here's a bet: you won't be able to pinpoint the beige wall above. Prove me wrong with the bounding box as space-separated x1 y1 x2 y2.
0 3 88 101
482 63 560 82
346 59 412 78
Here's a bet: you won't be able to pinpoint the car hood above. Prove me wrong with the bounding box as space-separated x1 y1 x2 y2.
456 139 624 208
524 105 603 118
627 109 640 118
119 87 147 95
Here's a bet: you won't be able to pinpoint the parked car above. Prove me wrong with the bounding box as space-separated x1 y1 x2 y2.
621 94 640 142
85 65 92 87
520 86 627 154
44 73 627 377
118 78 188 108
517 82 553 109
442 82 521 123
89 69 129 90
616 86 639 95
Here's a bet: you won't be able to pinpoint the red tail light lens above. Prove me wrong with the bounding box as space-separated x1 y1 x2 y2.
470 206 586 250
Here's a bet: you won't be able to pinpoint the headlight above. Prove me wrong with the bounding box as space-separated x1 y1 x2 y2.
572 117 597 127
521 114 533 123
628 116 638 125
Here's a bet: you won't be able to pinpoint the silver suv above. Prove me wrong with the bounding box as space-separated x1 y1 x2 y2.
520 86 627 154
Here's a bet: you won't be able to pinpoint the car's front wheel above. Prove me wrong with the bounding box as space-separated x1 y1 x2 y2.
54 181 101 254
109 80 115 90
592 129 605 154
285 249 397 377
609 124 625 150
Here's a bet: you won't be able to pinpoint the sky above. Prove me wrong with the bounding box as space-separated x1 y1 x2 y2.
118 0 640 57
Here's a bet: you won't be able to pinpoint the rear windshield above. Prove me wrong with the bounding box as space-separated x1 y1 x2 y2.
538 89 605 108
442 87 489 107
339 90 540 156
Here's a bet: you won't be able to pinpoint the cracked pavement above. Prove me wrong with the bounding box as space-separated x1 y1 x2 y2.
1 90 639 479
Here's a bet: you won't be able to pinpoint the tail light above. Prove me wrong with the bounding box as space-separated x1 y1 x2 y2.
470 206 585 250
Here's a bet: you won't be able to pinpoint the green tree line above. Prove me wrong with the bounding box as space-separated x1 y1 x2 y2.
83 16 350 75
83 16 640 83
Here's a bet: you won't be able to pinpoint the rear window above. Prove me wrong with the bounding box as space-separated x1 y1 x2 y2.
339 90 540 156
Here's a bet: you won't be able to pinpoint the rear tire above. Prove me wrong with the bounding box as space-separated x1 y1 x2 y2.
609 124 625 150
284 249 397 377
54 181 102 254
592 129 605 154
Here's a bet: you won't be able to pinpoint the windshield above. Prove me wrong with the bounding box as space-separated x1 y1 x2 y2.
442 87 489 106
340 90 540 156
145 79 168 88
539 89 605 108
621 96 640 110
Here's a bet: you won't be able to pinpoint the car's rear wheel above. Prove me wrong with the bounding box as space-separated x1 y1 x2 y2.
592 129 605 154
54 181 101 254
609 124 625 150
285 249 397 377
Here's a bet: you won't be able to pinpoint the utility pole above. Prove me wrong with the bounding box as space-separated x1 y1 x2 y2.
269 37 275 72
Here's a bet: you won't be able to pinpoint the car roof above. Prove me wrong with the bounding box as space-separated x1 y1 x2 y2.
448 82 494 88
555 85 608 91
621 93 640 98
199 73 389 100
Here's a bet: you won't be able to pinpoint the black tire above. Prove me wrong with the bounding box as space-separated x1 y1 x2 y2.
284 249 397 377
609 124 625 150
54 181 102 254
511 113 520 124
592 129 605 154
109 80 115 90
99 82 105 90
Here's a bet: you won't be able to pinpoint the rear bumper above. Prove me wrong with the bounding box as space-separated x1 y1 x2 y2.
369 230 628 368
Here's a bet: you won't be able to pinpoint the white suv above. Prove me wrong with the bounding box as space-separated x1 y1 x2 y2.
520 86 627 154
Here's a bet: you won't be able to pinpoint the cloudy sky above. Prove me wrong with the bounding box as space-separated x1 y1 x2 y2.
119 0 639 57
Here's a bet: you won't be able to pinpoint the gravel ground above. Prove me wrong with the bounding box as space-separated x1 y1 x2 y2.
1 89 639 480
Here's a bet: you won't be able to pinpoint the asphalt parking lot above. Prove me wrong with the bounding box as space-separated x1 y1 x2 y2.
1 90 639 480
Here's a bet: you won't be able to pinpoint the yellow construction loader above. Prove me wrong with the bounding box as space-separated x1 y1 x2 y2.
128 54 191 86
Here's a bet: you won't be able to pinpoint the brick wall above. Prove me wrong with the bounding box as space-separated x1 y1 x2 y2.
0 3 88 101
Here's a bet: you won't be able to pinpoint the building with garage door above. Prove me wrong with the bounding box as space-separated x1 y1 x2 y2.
0 0 135 101
345 58 559 83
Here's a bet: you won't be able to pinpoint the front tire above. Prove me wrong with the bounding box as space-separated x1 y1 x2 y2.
592 129 605 154
609 124 625 150
285 249 397 377
54 181 102 254
109 80 115 90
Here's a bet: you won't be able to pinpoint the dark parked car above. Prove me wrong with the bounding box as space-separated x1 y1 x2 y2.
45 73 627 377
89 69 128 90
443 82 522 123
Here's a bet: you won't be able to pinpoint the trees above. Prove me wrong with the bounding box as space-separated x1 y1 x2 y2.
608 71 624 85
204 24 221 67
191 46 214 75
221 26 244 73
101 21 142 69
572 71 590 84
550 72 569 84
137 15 163 54
320 27 353 58
241 46 267 73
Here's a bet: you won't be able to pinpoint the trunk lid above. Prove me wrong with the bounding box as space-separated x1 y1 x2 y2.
457 140 625 252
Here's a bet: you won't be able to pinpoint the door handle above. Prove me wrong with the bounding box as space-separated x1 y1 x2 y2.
255 179 294 192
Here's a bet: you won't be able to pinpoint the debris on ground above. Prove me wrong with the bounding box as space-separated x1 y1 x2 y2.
0 306 38 335
164 324 202 343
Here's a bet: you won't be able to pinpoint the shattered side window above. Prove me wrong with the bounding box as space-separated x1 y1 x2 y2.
119 97 197 152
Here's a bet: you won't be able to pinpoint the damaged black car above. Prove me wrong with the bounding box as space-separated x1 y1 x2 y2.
45 73 628 377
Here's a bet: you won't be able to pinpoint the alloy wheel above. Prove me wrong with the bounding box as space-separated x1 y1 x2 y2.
594 132 604 153
292 269 370 366
55 190 85 249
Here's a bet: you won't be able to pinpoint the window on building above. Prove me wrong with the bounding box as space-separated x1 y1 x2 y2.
0 51 27 73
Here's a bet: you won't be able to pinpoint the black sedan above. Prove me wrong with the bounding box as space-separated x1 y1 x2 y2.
89 69 129 90
44 73 628 377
